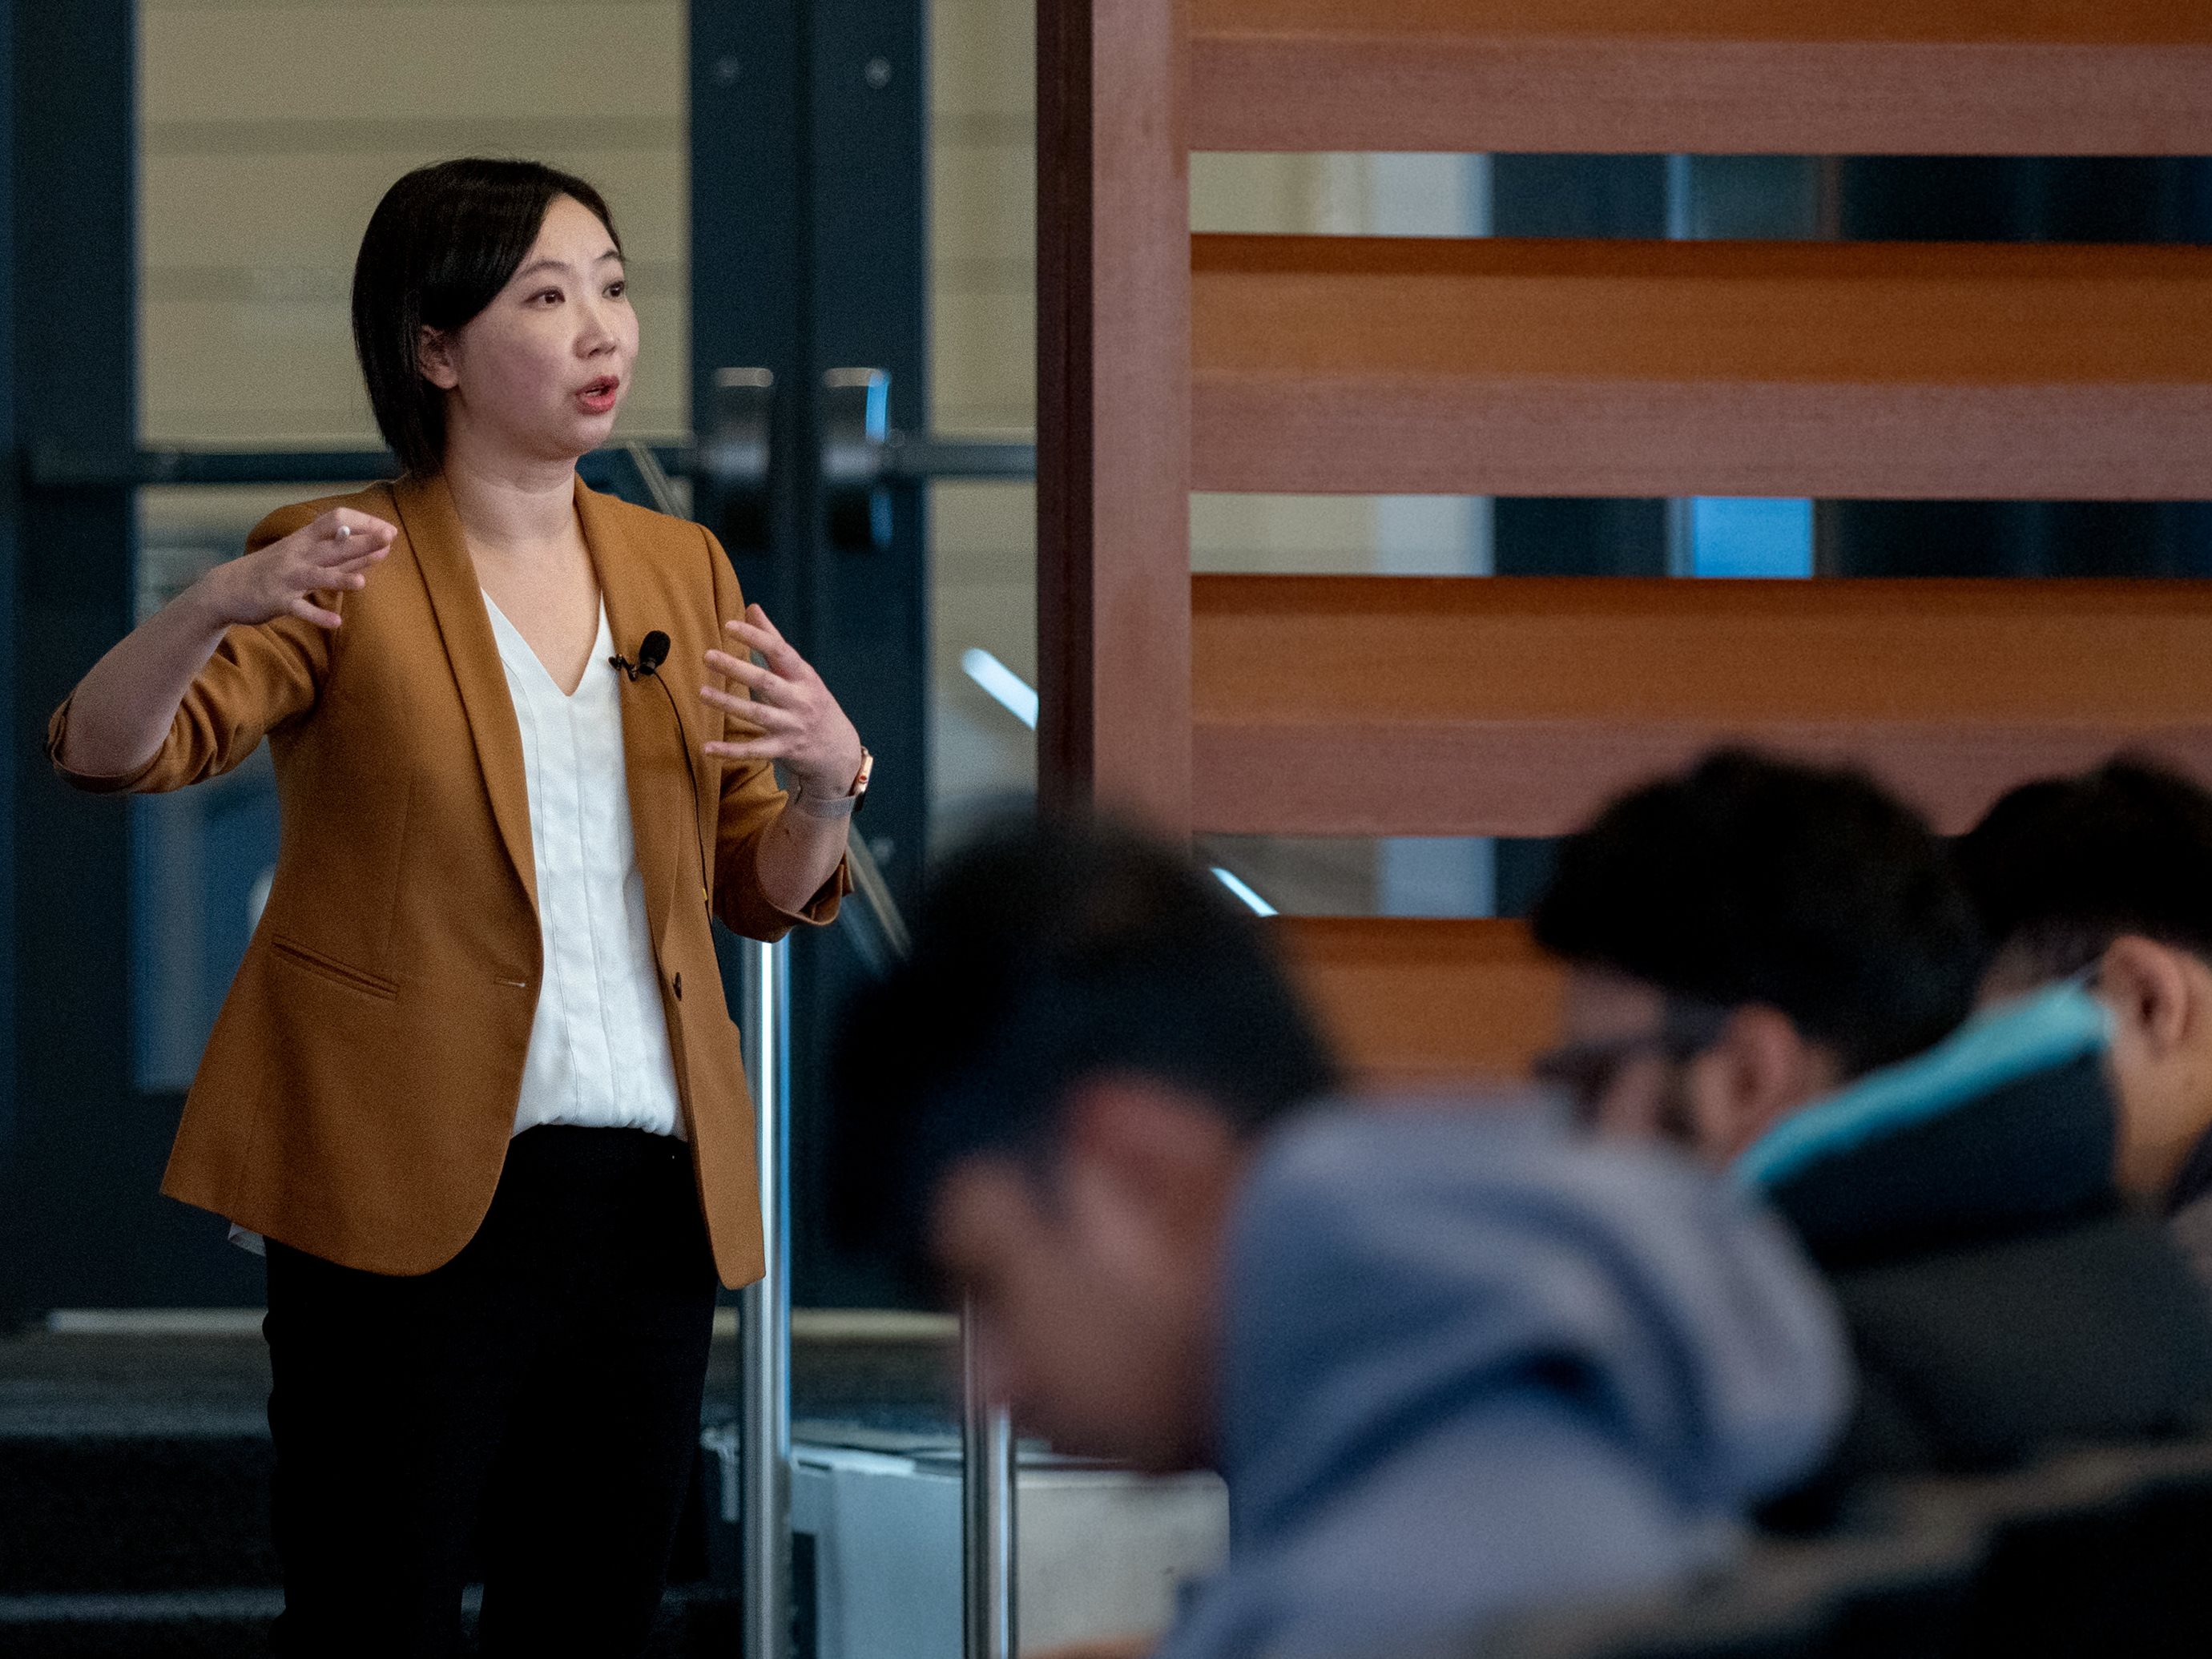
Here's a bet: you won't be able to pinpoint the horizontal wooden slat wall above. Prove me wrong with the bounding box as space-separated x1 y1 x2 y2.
1194 576 2212 836
1276 917 1561 1085
1192 237 2212 500
1189 0 2212 156
1042 0 2212 1089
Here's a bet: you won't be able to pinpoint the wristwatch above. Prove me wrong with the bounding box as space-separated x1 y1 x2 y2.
846 746 874 815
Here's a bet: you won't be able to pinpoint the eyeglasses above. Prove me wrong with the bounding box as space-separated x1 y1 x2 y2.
1532 998 1733 1128
1533 1033 1677 1124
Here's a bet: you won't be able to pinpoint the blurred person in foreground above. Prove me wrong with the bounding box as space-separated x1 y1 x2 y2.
1956 757 2212 1287
832 819 1849 1659
1532 749 2212 1503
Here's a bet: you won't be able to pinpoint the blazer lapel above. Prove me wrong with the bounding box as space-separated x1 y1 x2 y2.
393 473 538 912
578 479 687 951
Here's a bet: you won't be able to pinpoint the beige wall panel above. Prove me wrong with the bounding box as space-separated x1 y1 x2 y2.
932 292 1033 430
144 150 688 272
143 5 683 125
143 300 371 441
932 141 1032 271
932 0 1033 123
934 481 1033 563
935 574 1036 682
1190 154 1340 236
1192 493 1378 574
144 293 687 445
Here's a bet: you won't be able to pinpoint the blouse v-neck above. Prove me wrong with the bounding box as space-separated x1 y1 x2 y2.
481 588 609 700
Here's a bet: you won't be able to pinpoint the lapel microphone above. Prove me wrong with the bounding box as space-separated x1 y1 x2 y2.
609 629 671 681
610 627 711 912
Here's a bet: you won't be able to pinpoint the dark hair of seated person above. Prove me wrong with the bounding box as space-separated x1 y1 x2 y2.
1530 748 1985 1081
353 156 623 477
828 816 1340 1265
1956 757 2212 985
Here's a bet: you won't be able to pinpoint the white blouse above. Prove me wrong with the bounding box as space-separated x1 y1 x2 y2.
486 590 686 1142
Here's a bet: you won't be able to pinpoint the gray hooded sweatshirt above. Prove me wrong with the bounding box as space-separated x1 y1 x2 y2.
1154 1104 1851 1659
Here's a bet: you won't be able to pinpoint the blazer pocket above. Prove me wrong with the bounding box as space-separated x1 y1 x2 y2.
269 933 400 1002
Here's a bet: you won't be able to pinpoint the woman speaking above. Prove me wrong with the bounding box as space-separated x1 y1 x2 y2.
48 159 864 1656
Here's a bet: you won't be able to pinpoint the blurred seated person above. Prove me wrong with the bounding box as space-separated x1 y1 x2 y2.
1956 757 2212 1287
833 819 1849 1659
1531 749 2212 1500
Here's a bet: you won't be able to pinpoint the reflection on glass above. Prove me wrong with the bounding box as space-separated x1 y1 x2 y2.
1690 497 1816 579
959 647 1038 729
1210 867 1278 917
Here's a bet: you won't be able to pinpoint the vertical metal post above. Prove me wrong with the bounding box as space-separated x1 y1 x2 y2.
962 1298 1018 1659
741 936 792 1659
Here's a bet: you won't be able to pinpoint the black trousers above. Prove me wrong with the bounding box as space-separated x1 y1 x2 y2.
264 1125 719 1659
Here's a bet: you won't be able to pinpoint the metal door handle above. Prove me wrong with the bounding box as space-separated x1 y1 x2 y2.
824 368 1038 551
698 367 776 550
823 368 895 551
687 365 1038 554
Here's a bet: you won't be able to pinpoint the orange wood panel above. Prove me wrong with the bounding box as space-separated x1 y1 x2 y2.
1191 236 2212 501
1038 0 1193 827
1194 575 2212 836
1191 0 2212 155
1279 916 1563 1087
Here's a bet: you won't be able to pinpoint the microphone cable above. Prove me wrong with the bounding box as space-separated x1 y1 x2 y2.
611 630 712 912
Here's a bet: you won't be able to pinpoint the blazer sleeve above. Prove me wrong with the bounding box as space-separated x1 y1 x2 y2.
46 501 338 795
703 525 852 941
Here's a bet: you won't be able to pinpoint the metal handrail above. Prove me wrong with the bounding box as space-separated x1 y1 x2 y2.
963 1294 1020 1659
739 937 795 1659
736 859 1015 1659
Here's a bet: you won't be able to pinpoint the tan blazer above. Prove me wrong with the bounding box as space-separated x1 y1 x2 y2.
47 473 846 1286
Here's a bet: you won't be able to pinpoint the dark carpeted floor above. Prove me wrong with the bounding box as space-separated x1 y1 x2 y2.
0 1314 959 1656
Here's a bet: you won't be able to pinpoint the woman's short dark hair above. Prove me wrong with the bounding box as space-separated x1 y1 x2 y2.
352 158 622 477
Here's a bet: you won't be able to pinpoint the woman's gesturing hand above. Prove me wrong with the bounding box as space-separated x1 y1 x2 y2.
702 604 865 799
201 509 397 631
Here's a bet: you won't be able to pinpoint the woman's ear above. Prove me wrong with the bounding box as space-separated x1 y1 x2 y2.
2100 935 2195 1058
417 324 460 390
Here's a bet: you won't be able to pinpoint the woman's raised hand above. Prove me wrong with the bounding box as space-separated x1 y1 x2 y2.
202 509 397 631
702 604 865 798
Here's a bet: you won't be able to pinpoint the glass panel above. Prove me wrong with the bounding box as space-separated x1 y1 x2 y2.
931 479 1038 848
131 0 688 1086
929 0 1037 852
